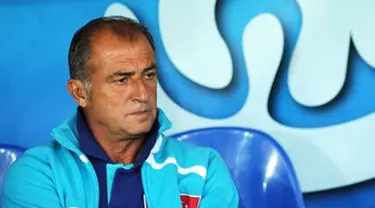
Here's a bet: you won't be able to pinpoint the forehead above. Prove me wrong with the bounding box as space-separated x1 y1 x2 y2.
89 32 155 73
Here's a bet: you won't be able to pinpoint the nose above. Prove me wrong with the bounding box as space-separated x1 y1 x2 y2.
132 78 149 102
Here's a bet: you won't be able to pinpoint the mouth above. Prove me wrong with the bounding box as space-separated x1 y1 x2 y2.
129 110 150 115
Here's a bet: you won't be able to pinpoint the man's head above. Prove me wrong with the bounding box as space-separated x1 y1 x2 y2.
67 16 158 140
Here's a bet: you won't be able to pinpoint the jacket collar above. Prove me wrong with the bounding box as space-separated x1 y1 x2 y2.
51 107 172 161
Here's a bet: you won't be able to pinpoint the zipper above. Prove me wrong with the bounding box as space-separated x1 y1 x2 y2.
52 131 100 207
79 154 100 207
141 163 151 208
141 134 165 208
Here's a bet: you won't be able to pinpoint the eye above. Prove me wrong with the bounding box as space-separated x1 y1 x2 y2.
116 77 128 84
145 72 156 80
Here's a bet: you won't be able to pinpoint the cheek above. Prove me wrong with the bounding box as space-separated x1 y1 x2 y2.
91 87 120 108
147 85 157 102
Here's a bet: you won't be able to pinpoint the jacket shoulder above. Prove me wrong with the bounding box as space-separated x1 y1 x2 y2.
8 142 59 169
162 136 221 167
1 142 63 207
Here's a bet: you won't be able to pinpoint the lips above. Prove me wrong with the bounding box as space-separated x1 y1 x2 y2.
130 109 150 115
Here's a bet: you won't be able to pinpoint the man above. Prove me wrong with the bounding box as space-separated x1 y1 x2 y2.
1 16 238 207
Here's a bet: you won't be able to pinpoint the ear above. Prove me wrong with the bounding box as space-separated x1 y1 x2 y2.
67 79 89 107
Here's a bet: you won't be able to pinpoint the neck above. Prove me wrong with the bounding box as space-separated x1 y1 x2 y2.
83 114 147 164
97 136 146 164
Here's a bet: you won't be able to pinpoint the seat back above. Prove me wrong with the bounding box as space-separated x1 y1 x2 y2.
0 145 25 201
171 127 305 208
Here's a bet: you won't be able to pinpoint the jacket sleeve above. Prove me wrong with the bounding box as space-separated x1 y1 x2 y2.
198 149 239 208
1 150 62 208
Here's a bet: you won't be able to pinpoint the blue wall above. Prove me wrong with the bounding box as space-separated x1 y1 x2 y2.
1 1 374 206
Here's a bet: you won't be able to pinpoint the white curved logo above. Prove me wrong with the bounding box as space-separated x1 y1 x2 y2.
105 1 375 192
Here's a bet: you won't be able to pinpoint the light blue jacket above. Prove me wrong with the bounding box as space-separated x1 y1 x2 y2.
1 110 238 207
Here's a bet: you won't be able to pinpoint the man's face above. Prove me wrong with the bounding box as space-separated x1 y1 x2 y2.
85 32 157 139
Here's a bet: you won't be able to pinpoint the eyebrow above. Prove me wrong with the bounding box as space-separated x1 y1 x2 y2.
107 63 157 80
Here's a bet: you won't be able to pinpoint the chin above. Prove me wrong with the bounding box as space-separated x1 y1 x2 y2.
126 122 155 136
123 112 156 135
